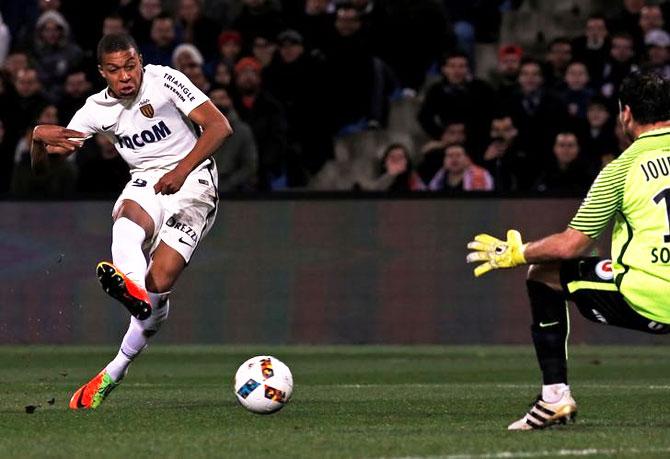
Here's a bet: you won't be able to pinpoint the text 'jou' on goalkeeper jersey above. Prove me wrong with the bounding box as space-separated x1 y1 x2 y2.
569 126 670 323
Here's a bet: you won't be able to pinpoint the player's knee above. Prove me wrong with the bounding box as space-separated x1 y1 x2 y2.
527 263 562 289
112 218 147 258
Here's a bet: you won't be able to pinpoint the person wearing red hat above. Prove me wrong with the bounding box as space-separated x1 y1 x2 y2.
205 30 243 82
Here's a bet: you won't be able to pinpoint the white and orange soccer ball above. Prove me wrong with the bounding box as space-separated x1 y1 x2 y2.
234 355 293 414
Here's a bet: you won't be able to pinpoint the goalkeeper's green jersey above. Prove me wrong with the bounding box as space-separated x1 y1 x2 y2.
569 126 670 323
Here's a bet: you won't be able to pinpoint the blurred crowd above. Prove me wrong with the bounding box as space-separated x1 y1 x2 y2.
0 0 663 197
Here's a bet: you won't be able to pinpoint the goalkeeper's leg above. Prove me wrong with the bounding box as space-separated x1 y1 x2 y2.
508 263 576 430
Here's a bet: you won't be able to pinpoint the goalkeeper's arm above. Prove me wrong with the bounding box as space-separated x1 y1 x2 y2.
467 227 593 277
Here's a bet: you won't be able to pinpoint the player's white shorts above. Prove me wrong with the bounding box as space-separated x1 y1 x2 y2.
112 159 218 263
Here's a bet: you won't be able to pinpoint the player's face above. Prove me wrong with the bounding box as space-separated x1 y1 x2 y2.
99 48 143 99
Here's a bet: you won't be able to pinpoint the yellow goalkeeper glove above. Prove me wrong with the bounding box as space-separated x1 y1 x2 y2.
466 229 528 277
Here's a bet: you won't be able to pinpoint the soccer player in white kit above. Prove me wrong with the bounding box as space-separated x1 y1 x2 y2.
30 33 232 409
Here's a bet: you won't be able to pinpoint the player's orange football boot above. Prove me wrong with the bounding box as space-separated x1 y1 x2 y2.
96 261 151 320
69 370 118 410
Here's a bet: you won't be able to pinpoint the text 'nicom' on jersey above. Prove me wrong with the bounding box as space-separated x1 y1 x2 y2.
116 121 172 149
163 73 197 103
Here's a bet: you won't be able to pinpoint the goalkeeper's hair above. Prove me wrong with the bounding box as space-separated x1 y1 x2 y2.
619 71 670 125
97 33 140 64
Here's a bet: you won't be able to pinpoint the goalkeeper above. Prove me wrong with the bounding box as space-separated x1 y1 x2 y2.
467 71 670 431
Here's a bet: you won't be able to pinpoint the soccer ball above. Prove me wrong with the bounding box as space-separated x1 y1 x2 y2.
234 355 293 414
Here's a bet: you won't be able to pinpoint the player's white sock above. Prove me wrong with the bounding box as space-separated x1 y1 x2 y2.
105 291 170 382
111 217 147 288
542 383 570 403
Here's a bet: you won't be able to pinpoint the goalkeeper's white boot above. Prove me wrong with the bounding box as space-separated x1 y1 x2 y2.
508 391 577 430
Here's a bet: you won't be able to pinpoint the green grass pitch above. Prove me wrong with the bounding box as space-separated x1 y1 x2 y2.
2 345 670 458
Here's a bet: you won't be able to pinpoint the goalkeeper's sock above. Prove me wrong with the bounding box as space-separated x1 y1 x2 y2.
105 291 170 382
542 383 570 403
111 217 147 289
527 280 569 385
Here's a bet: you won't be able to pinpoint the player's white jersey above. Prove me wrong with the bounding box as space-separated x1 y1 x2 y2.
67 64 209 173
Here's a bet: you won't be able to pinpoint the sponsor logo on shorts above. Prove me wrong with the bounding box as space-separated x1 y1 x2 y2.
595 260 614 280
166 216 198 245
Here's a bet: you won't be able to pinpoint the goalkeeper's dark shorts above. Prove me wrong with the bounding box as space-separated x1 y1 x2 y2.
559 257 670 335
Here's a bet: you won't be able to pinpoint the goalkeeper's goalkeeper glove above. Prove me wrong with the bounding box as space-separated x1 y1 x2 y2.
466 229 528 277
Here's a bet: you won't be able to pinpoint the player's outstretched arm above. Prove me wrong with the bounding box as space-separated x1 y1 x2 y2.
466 230 528 277
154 101 232 195
30 125 88 174
466 227 593 277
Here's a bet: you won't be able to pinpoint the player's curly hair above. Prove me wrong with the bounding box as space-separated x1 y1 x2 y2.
97 33 140 64
619 71 670 125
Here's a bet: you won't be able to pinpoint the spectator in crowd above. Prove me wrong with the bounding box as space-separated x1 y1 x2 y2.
481 114 528 191
171 43 204 73
418 51 494 154
543 37 572 88
489 44 523 95
580 96 619 170
503 57 570 185
11 112 77 199
366 143 425 192
205 30 242 79
534 131 595 194
0 119 11 193
642 29 670 79
252 33 278 68
232 56 288 190
292 0 333 52
31 10 83 97
10 68 50 137
374 0 449 93
0 12 11 66
428 143 494 192
177 0 221 60
128 0 164 47
209 86 259 192
265 29 333 186
76 134 130 195
13 0 62 50
140 13 178 67
608 0 644 35
572 14 610 86
418 120 467 183
184 63 211 93
233 0 285 53
323 5 377 135
600 32 638 100
560 60 594 120
636 4 664 55
102 13 127 37
57 70 93 125
212 61 232 89
2 50 31 82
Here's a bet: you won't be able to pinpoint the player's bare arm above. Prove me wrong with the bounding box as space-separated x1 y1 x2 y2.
153 101 232 195
523 227 593 263
30 125 88 173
